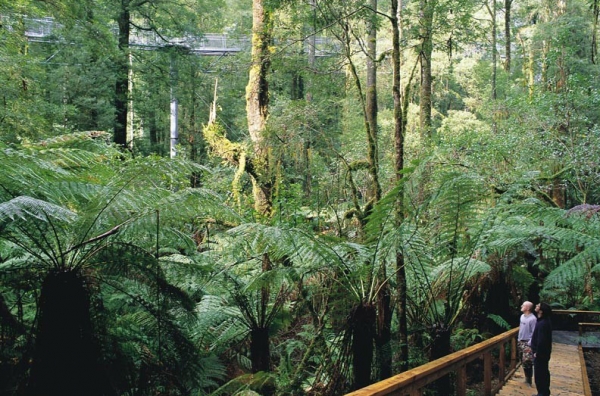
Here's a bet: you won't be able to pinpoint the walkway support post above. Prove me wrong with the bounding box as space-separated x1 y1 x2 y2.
169 49 178 159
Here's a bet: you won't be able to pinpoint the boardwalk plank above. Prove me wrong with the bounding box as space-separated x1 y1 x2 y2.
497 343 585 396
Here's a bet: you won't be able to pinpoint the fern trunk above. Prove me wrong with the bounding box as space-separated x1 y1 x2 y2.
351 302 376 390
429 324 452 395
250 327 270 373
27 270 113 396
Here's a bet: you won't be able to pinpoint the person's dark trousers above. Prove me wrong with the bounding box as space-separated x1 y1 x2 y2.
534 356 551 396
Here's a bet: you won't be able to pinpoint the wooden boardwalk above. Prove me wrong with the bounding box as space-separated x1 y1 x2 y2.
498 342 587 396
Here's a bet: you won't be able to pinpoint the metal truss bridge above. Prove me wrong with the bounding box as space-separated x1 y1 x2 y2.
7 16 337 57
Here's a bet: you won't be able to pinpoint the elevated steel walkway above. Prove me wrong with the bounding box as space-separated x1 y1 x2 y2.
3 15 338 57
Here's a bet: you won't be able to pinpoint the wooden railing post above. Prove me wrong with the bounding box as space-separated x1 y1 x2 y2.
484 351 492 396
498 341 506 381
510 337 517 371
456 365 467 396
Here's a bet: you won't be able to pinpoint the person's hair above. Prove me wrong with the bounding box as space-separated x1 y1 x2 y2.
539 302 553 318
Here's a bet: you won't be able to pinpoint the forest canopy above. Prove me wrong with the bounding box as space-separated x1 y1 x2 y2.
1 0 600 394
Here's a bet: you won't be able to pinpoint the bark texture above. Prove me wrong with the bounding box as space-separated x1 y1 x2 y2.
246 0 274 215
114 0 130 148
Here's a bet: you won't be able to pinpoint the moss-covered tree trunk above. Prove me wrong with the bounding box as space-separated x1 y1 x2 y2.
489 0 497 101
419 0 434 140
392 0 410 373
366 0 381 203
246 0 274 215
593 0 599 64
504 0 513 72
364 0 391 382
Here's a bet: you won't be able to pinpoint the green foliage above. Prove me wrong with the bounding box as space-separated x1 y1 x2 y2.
0 136 239 394
512 265 536 298
486 199 600 309
3 0 600 392
486 314 511 330
450 326 484 350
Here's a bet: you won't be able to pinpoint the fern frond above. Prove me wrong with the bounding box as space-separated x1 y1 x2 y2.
0 196 76 224
194 294 248 352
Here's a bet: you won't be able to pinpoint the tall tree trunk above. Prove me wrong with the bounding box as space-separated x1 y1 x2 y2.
169 51 179 159
391 0 409 372
189 67 204 187
342 20 380 223
492 3 497 101
504 0 512 72
593 0 599 64
487 0 498 132
114 0 130 148
487 0 497 101
419 0 433 140
302 0 317 198
366 0 381 202
307 0 316 103
246 0 274 215
541 40 549 91
365 0 390 380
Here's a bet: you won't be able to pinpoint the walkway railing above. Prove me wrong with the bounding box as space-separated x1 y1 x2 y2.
347 309 600 396
346 328 519 396
553 309 600 327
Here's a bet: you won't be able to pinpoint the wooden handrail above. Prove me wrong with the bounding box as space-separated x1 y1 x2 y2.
576 318 600 396
345 328 519 396
554 310 600 316
346 310 600 396
578 322 600 339
578 344 593 396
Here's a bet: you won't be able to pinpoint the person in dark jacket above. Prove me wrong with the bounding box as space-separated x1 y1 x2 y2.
530 302 553 396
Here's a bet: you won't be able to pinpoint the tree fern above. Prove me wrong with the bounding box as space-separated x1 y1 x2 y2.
487 200 600 307
0 138 239 394
366 166 495 371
